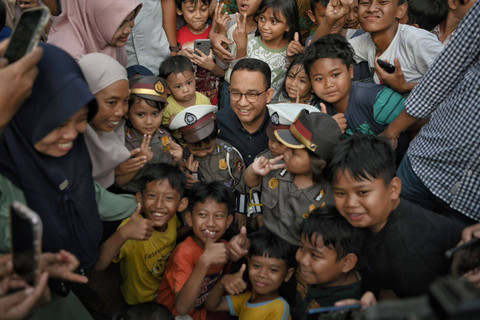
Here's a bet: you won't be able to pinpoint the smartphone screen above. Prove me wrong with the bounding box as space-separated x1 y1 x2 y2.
10 202 42 286
3 8 49 64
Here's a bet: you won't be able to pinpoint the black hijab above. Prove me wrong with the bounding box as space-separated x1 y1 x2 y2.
0 43 103 268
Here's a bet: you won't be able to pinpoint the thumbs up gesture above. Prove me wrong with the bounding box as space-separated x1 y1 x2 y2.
228 226 251 261
221 264 247 295
120 203 154 241
287 32 305 60
201 234 229 267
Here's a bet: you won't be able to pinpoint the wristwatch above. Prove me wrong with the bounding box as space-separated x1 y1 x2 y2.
169 43 181 53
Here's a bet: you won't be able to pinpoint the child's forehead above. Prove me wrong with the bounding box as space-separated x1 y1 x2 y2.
167 70 194 82
311 57 348 72
249 253 287 266
193 197 228 211
181 0 208 8
144 179 179 194
302 233 334 252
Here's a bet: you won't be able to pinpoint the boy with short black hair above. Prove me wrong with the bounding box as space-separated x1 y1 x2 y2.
313 0 444 94
95 164 189 305
295 207 364 316
304 34 406 137
206 228 295 319
156 181 233 320
327 134 464 298
169 105 250 226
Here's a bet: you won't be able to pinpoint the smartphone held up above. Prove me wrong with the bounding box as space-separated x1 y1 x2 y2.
10 201 43 287
3 7 50 64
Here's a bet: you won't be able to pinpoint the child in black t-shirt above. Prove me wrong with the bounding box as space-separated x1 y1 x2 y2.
327 135 463 298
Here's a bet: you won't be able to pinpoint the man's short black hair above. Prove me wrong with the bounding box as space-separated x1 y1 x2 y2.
158 55 194 80
231 58 271 89
406 0 448 31
309 0 329 13
188 181 233 215
140 163 186 197
248 228 296 268
326 134 396 186
302 206 365 260
304 34 354 75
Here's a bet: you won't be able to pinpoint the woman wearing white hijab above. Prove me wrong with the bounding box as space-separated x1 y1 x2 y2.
79 53 138 188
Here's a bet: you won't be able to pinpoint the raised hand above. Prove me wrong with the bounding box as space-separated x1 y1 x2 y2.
325 0 351 26
138 134 153 162
228 226 250 261
332 113 347 134
40 250 88 284
189 48 216 71
115 148 147 175
222 264 247 295
250 155 285 177
202 235 229 267
233 13 248 57
374 58 413 93
286 32 304 59
168 136 183 164
213 2 231 34
120 203 154 241
186 154 199 174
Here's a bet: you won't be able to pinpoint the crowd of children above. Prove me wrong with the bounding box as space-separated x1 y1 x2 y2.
0 0 479 319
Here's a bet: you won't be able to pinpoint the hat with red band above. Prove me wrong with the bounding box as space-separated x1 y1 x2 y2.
169 105 218 143
266 103 321 140
274 110 342 158
129 75 168 103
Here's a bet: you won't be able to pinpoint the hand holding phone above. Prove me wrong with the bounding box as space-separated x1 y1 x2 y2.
10 201 43 287
3 7 49 64
377 59 396 74
194 39 212 56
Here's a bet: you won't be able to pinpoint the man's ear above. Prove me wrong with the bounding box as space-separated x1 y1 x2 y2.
178 197 189 212
448 0 458 10
266 88 275 104
284 267 295 282
396 2 408 20
388 176 402 201
185 211 193 227
341 253 358 273
307 9 316 23
349 64 354 79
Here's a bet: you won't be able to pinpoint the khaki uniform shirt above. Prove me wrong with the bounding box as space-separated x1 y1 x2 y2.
260 169 334 245
186 139 249 213
122 126 174 193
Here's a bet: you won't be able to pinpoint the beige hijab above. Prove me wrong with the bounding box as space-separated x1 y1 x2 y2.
48 0 142 66
79 53 131 188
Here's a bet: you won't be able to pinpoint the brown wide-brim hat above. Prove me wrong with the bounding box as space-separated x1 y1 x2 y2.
129 75 168 103
274 110 342 158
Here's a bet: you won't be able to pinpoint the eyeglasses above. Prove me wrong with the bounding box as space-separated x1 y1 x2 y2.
230 90 267 103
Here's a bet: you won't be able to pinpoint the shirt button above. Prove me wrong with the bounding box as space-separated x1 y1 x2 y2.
248 155 252 158
248 136 253 140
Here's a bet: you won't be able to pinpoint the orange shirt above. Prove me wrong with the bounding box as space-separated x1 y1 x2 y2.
156 236 226 320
